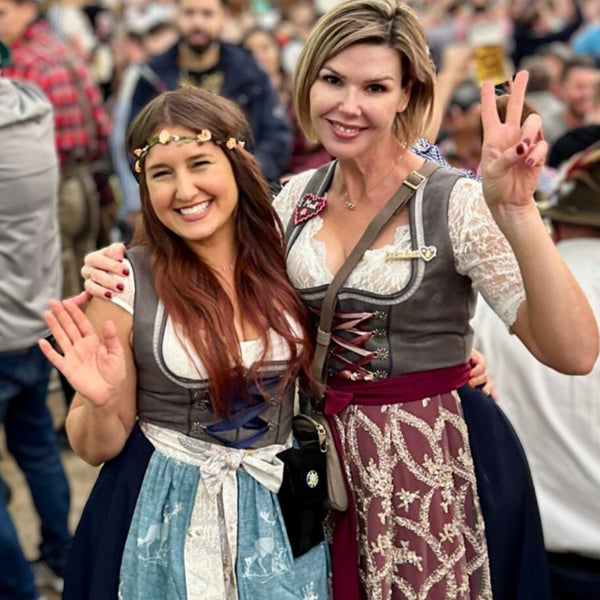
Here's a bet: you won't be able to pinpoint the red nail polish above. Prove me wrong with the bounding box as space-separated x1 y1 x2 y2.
104 291 112 299
122 268 130 276
516 143 525 155
116 283 124 292
526 157 534 166
522 138 531 146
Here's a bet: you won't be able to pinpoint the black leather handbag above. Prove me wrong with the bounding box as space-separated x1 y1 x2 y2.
277 419 327 557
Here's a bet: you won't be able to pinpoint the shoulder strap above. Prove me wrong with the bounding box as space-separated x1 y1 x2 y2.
311 160 440 390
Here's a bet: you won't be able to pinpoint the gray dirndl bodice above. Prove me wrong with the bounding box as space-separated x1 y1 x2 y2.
126 246 295 449
286 161 477 381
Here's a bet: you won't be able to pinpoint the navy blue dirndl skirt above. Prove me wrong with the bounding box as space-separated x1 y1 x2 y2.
62 423 154 600
458 385 552 600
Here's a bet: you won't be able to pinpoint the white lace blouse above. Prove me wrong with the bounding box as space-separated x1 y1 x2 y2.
274 169 526 328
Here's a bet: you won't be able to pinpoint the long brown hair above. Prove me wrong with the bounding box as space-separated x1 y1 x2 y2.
128 87 312 415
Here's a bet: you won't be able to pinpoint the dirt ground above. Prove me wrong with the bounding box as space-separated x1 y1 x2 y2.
1 371 100 600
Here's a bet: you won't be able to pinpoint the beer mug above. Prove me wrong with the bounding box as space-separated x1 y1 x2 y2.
469 21 513 86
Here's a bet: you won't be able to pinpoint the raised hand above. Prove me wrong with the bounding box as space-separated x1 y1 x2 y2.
479 71 548 216
39 299 127 407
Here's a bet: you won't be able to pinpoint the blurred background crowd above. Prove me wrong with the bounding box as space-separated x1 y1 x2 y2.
3 0 599 235
0 0 599 598
3 0 600 238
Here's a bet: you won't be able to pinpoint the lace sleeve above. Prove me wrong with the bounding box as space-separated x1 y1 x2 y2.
109 258 135 315
272 169 317 228
448 178 525 328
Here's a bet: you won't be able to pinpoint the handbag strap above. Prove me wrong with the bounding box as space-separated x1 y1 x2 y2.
311 160 440 393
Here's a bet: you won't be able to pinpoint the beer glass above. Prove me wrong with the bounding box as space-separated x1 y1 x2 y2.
469 21 513 86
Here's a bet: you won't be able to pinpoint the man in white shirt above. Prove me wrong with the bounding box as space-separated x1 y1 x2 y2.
472 141 600 600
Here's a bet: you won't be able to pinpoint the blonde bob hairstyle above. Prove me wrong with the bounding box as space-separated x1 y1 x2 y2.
294 0 435 146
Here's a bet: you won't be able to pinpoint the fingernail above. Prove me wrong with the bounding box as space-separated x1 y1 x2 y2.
116 283 125 292
122 268 130 276
516 143 525 155
117 258 123 262
522 137 531 146
104 291 112 299
526 157 534 166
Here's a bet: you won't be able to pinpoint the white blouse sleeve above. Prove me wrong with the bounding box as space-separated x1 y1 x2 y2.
448 178 526 328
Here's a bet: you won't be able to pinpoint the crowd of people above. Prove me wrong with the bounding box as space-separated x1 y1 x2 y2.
0 0 599 598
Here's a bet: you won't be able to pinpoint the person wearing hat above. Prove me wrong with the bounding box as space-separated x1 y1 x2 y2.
472 141 600 600
540 142 600 232
0 41 72 600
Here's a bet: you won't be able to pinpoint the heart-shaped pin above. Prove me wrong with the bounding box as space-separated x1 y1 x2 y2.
419 245 437 262
294 193 328 225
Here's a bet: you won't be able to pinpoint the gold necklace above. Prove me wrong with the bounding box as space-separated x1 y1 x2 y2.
212 264 234 273
206 261 235 273
342 187 358 211
341 147 406 211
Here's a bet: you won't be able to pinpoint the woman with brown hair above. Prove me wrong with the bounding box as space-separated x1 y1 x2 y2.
40 86 330 599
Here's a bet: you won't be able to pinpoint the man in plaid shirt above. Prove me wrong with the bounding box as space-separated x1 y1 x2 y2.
0 0 111 299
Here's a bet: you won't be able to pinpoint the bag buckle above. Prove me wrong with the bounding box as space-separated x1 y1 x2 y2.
403 171 427 190
314 421 328 452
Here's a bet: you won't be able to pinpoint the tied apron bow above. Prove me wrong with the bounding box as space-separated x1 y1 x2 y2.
141 422 290 600
142 421 287 496
192 443 285 497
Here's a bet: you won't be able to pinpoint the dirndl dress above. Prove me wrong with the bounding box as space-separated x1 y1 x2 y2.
325 370 493 600
63 422 330 599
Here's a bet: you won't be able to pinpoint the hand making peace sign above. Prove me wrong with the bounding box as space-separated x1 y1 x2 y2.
479 71 548 216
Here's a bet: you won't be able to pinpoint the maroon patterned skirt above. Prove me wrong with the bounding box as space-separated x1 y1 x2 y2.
325 366 492 599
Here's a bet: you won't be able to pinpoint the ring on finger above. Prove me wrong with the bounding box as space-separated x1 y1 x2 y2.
84 266 95 280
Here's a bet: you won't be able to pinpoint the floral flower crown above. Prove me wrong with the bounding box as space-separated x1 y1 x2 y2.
133 128 246 173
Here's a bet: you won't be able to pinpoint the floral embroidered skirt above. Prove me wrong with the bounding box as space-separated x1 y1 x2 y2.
334 390 492 600
63 422 330 600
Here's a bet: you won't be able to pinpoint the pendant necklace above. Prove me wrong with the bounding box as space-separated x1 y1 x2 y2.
342 187 357 211
341 147 406 211
213 264 234 273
